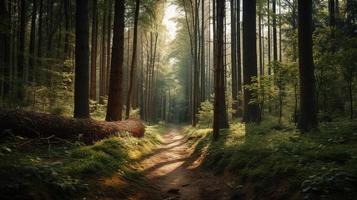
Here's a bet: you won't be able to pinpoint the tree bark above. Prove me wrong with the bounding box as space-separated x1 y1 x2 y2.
242 0 260 123
74 0 90 118
106 0 125 121
297 0 318 131
0 109 145 144
126 0 141 119
213 0 229 140
28 0 37 83
90 0 98 100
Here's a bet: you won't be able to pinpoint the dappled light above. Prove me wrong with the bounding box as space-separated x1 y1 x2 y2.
0 0 356 199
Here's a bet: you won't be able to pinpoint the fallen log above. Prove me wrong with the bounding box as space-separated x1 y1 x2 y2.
0 108 145 144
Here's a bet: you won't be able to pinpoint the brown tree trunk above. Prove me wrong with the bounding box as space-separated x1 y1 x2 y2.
106 0 125 121
17 0 26 99
90 0 98 100
297 0 318 131
28 0 37 83
242 0 260 123
99 4 107 103
0 109 145 144
126 0 141 119
231 0 238 118
74 0 90 118
213 0 229 140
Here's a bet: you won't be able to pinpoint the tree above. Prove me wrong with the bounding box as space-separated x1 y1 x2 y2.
297 0 318 131
231 0 239 117
74 0 90 118
242 0 260 123
213 0 229 140
28 0 37 83
106 0 125 121
90 0 98 100
126 0 141 119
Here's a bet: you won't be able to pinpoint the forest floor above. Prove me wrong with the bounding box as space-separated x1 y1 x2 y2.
96 127 234 200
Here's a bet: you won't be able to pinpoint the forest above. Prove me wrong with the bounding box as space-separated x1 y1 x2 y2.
0 0 356 199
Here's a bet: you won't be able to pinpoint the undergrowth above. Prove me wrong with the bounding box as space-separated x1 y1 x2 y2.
185 118 357 200
0 125 165 200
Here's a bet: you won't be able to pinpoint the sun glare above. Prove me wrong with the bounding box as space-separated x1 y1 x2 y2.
163 3 178 42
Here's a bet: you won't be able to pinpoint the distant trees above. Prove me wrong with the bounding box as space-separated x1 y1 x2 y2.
106 0 125 121
74 0 90 118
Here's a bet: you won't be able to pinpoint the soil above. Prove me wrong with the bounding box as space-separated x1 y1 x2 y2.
94 128 236 200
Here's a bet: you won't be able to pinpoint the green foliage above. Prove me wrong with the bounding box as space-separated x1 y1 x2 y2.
197 100 213 127
185 119 357 199
0 125 165 199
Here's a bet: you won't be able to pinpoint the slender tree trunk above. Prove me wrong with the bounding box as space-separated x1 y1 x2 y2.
297 0 318 131
242 0 260 123
28 0 37 83
213 0 229 140
126 0 140 119
63 0 70 57
99 4 107 103
231 0 238 117
273 0 277 63
106 0 125 121
200 0 206 103
17 0 26 99
237 0 242 117
90 0 98 100
106 0 113 96
267 0 271 75
74 0 90 118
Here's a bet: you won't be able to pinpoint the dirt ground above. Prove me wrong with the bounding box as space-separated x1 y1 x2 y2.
94 128 236 200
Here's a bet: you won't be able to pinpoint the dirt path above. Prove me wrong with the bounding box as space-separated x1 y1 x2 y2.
126 128 233 200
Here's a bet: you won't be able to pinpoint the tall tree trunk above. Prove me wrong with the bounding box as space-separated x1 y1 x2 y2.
126 0 140 119
237 0 242 117
90 0 98 100
231 0 238 117
213 0 229 140
0 0 11 98
17 0 26 99
297 0 318 131
106 0 125 121
267 0 271 75
99 4 107 103
74 0 90 118
28 0 37 83
273 0 277 63
106 0 113 96
200 0 206 103
242 0 260 123
63 0 70 57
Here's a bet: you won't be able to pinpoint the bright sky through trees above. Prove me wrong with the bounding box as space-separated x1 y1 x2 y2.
163 2 178 41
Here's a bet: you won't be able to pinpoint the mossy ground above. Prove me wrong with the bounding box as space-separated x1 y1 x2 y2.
0 125 166 200
185 118 357 200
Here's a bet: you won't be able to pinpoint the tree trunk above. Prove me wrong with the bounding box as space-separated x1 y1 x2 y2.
0 109 145 144
297 0 318 131
99 4 107 103
213 0 229 140
237 0 242 117
126 0 141 119
242 0 260 123
90 0 98 100
231 0 238 118
74 0 90 118
17 0 26 99
106 0 125 121
63 0 70 57
200 0 206 103
28 0 37 83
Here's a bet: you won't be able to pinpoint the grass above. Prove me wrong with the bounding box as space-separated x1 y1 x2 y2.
0 124 165 200
185 118 357 199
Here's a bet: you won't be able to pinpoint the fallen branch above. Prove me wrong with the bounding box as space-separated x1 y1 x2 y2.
0 108 145 144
